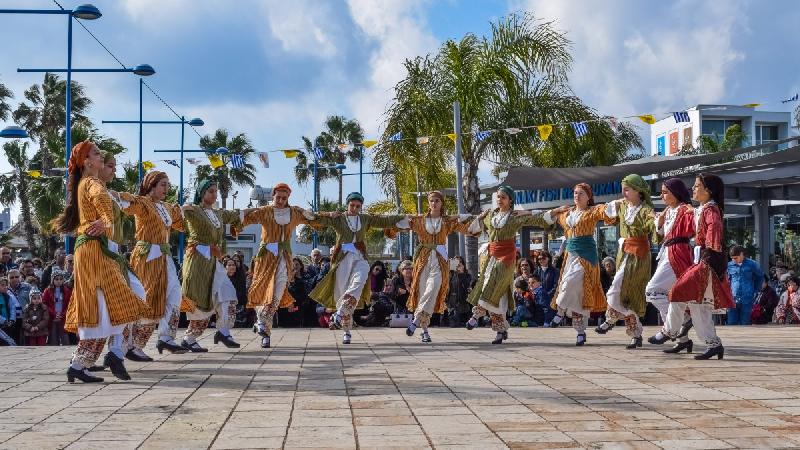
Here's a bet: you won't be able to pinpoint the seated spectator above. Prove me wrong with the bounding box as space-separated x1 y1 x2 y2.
22 289 49 346
288 258 317 327
369 260 390 300
42 272 71 345
751 275 779 325
0 277 17 346
527 274 547 326
514 257 535 283
392 260 413 313
511 278 535 327
446 256 472 327
775 276 800 324
357 283 395 327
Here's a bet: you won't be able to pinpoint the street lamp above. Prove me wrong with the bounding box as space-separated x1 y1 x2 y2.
0 126 29 139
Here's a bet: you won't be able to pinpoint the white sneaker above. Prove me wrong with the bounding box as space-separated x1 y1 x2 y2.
342 332 351 344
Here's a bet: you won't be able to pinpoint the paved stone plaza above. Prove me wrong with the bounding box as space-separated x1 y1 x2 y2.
0 326 798 449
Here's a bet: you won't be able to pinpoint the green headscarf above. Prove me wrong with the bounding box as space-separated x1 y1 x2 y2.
193 178 216 205
346 192 364 204
496 185 515 206
621 174 653 208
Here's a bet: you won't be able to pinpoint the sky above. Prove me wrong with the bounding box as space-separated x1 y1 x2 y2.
1 0 799 224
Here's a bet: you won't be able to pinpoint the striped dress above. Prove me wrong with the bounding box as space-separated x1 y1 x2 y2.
64 177 149 333
606 202 655 317
119 193 184 320
241 206 313 309
181 205 242 313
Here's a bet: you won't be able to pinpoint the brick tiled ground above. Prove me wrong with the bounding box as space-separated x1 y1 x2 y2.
0 325 799 449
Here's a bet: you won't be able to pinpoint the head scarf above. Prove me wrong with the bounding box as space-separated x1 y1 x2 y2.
621 174 653 208
346 192 364 204
272 182 292 195
663 178 691 205
67 140 94 174
138 170 168 196
496 185 515 206
193 178 215 205
29 288 42 299
698 173 725 212
574 183 595 206
101 150 115 164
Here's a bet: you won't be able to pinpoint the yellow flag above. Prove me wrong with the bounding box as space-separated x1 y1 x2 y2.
638 114 656 125
742 103 761 108
27 170 41 178
416 136 430 145
446 133 456 143
282 149 300 158
142 161 156 171
537 124 553 141
207 154 224 169
362 140 378 148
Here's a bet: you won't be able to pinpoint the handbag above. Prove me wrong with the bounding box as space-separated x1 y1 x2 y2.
389 304 412 328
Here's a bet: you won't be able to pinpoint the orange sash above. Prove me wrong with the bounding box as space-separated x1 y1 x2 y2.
488 239 516 267
622 236 649 259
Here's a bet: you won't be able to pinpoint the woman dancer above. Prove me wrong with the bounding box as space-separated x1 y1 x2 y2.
645 178 695 353
545 183 609 346
52 141 148 382
594 174 655 349
309 192 408 344
402 191 472 342
179 179 244 352
465 186 549 344
120 171 186 360
665 173 733 360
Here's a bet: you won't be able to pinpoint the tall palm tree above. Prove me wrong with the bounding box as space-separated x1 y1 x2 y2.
0 77 13 121
195 128 256 209
294 115 365 207
376 13 643 275
0 141 38 254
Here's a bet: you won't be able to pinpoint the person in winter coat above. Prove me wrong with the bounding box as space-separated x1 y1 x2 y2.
42 272 72 345
22 289 50 345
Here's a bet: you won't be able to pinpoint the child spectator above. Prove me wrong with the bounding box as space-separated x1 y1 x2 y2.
511 279 535 327
527 274 546 326
22 288 49 346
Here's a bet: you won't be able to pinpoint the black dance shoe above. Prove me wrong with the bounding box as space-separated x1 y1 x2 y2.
694 345 724 360
67 367 104 383
261 336 271 348
156 339 189 355
181 340 208 353
575 333 587 346
594 322 614 335
648 333 671 345
677 319 693 339
104 352 131 381
663 339 693 354
214 331 240 348
125 349 154 362
625 336 643 349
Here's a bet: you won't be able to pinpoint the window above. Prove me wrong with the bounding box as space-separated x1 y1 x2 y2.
701 119 741 142
756 124 778 143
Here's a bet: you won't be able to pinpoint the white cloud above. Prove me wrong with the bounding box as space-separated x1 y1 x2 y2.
260 1 342 59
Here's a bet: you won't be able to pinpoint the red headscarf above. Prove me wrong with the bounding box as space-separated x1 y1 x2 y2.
67 140 94 174
272 183 292 195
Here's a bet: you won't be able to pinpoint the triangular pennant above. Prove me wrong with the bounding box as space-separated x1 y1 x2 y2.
504 127 522 135
257 152 270 168
337 143 353 153
164 159 180 168
741 103 761 108
446 133 456 142
362 140 378 148
638 114 656 125
282 150 300 158
186 158 201 165
536 125 553 141
207 154 224 169
142 161 156 171
607 117 619 132
27 170 41 178
416 136 430 145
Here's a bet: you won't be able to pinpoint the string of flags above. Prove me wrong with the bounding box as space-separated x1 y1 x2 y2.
783 93 799 103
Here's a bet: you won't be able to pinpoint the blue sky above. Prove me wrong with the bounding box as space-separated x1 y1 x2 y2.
1 0 798 221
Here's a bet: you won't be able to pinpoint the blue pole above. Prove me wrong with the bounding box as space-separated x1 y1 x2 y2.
312 159 318 248
359 146 363 194
178 117 186 263
138 78 143 184
64 14 73 254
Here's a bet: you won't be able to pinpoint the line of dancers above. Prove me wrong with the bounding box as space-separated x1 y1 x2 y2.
57 139 733 383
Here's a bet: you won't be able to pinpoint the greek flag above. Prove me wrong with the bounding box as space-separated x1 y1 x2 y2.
572 122 589 138
388 131 402 142
165 160 179 168
474 130 492 141
782 93 799 103
230 154 245 169
673 111 690 122
313 146 324 159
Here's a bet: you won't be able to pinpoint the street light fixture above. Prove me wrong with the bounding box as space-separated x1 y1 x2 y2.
0 126 29 140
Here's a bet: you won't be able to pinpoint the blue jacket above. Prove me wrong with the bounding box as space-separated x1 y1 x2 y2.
536 266 559 305
727 259 763 304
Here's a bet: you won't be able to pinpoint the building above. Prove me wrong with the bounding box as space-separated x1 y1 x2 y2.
650 104 792 156
0 207 10 234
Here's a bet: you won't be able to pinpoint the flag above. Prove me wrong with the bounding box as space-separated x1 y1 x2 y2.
142 161 155 171
782 93 799 103
208 154 224 169
282 149 300 158
638 114 656 125
313 146 324 160
388 131 402 142
536 125 553 141
362 140 378 148
257 152 269 168
607 117 619 132
416 136 430 145
164 159 179 168
337 143 352 153
187 157 201 165
446 133 456 142
27 170 41 178
741 103 761 108
230 154 245 169
474 130 492 141
571 122 588 138
673 112 690 123
504 127 522 135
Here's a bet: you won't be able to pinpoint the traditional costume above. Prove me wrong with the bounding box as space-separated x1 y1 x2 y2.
545 184 608 346
309 192 408 344
465 186 549 344
595 174 655 349
240 183 314 349
120 171 186 360
179 179 243 352
665 174 733 360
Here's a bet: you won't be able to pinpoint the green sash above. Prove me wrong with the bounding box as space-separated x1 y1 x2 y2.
74 234 131 284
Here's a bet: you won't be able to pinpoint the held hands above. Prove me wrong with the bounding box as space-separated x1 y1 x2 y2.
550 205 570 216
86 219 107 236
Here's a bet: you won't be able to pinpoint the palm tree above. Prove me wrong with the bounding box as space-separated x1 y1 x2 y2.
0 141 38 255
296 198 340 247
376 13 643 275
0 77 13 121
294 115 365 207
195 128 256 209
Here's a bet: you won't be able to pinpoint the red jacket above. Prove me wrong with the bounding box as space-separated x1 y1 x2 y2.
42 286 71 329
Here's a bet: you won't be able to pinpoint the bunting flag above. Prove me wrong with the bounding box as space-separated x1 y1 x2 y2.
673 111 690 123
257 152 270 168
388 131 402 142
536 125 553 141
638 114 656 125
208 154 224 169
282 149 300 158
164 159 180 168
416 136 430 145
607 117 619 132
782 93 799 103
742 103 761 108
187 157 201 165
504 127 522 135
230 154 245 169
142 161 156 171
446 133 456 142
571 122 588 138
27 170 41 178
362 140 378 148
337 143 352 153
474 130 492 141
313 146 324 159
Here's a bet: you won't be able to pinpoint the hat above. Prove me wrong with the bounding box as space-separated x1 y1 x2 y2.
346 192 364 204
193 178 215 205
622 174 653 208
29 288 42 298
496 185 515 205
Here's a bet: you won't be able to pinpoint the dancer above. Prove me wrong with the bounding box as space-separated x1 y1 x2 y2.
51 141 148 382
645 178 695 353
594 174 655 349
465 185 549 344
309 192 408 344
120 171 187 360
179 179 245 352
665 173 733 360
240 183 314 349
545 183 609 346
399 191 472 343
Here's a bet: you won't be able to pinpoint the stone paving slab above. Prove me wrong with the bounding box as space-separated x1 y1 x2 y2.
0 325 798 449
